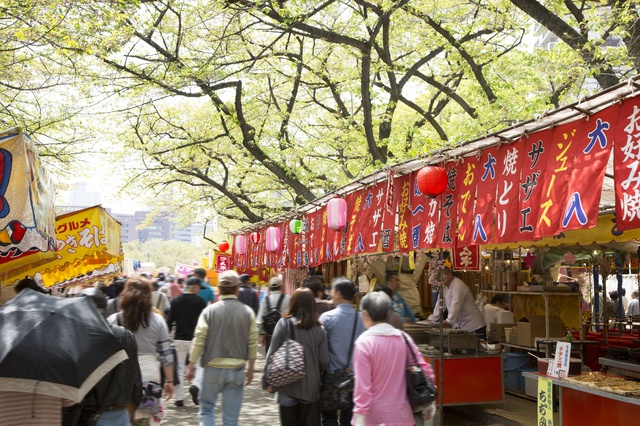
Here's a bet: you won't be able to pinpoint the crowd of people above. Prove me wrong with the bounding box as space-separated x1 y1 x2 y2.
4 269 435 426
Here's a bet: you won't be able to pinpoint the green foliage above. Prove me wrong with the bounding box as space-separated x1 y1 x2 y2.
122 239 207 270
2 0 640 231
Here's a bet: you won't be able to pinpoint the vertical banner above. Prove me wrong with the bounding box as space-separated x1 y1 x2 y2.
518 131 552 241
437 160 462 248
614 96 640 230
290 226 303 269
473 146 501 245
408 171 427 251
395 173 413 252
494 141 525 243
456 155 482 247
360 181 391 253
537 377 554 426
381 173 397 253
346 189 365 257
305 208 324 267
274 221 288 272
563 108 616 232
535 122 585 239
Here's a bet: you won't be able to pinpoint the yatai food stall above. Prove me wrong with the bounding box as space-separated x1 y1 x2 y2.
227 76 640 418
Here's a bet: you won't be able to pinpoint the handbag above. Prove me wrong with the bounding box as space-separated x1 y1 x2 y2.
402 333 437 412
138 381 163 415
320 311 359 411
265 319 306 387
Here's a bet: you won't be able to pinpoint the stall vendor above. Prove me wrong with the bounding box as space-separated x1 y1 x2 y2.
427 267 486 335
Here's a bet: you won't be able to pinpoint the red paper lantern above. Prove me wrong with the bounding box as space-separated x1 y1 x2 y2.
218 241 230 252
250 232 261 244
416 166 447 197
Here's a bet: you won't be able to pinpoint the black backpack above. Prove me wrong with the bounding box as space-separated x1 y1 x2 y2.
263 294 285 336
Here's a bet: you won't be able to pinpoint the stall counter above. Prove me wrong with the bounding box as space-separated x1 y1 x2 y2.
522 372 640 426
423 353 504 406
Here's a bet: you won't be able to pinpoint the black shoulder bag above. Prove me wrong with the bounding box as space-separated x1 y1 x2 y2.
320 311 359 411
402 333 438 412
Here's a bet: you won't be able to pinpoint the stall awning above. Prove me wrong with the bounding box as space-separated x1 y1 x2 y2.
1 205 123 287
483 214 640 252
0 129 57 276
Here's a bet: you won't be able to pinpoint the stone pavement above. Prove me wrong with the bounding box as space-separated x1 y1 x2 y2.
162 352 279 425
161 351 534 425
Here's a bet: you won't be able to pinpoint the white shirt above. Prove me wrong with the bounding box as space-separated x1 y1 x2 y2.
622 296 629 312
484 303 507 325
627 299 640 317
428 277 486 332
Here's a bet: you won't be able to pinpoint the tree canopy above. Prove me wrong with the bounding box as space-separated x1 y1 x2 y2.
2 0 639 233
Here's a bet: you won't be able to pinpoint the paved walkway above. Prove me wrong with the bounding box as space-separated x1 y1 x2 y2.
162 352 538 425
163 353 279 425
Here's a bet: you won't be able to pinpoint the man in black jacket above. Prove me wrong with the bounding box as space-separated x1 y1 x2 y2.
237 274 259 314
167 277 207 406
77 288 142 425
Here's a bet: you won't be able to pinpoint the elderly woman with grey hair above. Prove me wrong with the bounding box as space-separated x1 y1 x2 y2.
352 292 436 425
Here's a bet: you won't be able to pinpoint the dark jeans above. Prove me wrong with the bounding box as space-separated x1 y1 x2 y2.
280 401 313 426
321 405 353 426
265 335 273 354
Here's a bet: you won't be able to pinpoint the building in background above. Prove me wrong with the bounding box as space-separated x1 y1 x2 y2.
57 182 216 245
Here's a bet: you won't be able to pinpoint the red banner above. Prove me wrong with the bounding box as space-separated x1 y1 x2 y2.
534 122 585 238
407 171 433 250
216 254 230 272
231 234 248 270
289 225 304 269
563 107 616 232
305 208 324 267
614 97 640 230
516 131 552 241
472 146 501 245
494 141 525 243
456 155 482 247
437 161 461 248
381 173 397 253
452 244 480 271
273 221 289 272
395 173 413 252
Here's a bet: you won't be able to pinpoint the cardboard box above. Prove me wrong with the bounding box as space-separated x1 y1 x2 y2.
488 322 516 342
517 315 564 348
508 326 518 344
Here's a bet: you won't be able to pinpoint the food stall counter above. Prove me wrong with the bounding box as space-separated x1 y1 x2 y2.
523 371 640 426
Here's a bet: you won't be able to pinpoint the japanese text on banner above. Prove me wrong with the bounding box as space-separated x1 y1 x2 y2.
537 376 554 426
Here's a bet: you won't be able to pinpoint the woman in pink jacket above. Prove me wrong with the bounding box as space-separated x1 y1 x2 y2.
352 292 436 426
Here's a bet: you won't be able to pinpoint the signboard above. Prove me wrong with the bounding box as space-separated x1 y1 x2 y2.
216 254 230 273
175 262 195 277
537 376 554 426
0 132 56 273
452 244 480 271
547 341 572 378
